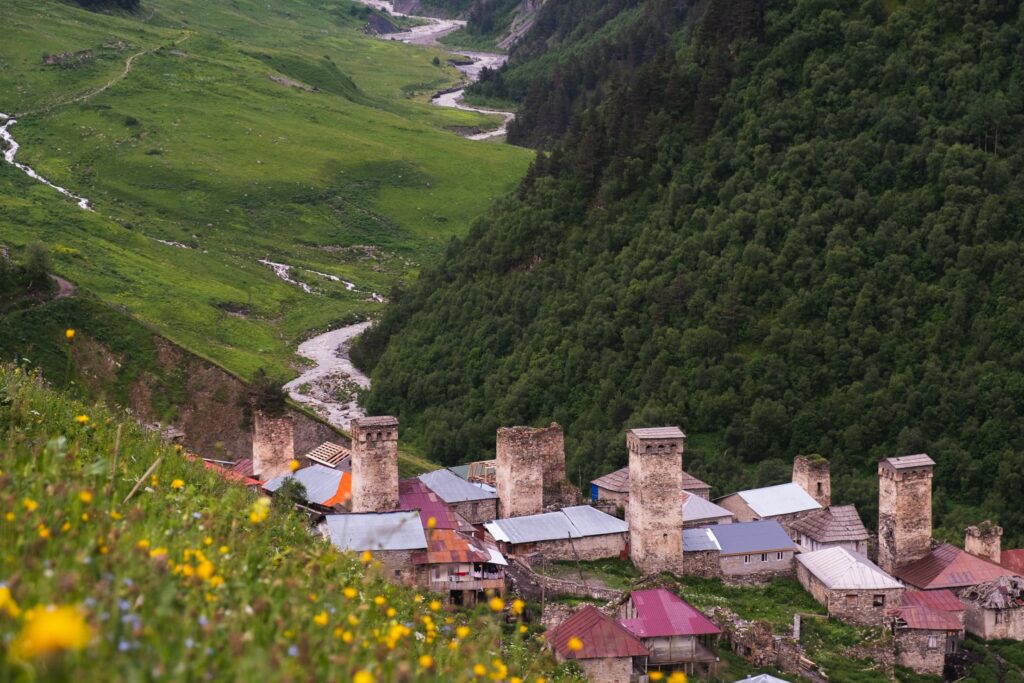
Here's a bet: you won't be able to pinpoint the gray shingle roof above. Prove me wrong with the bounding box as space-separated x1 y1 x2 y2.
881 454 935 470
323 511 426 551
419 468 497 503
797 547 902 590
353 416 398 428
263 464 344 506
485 506 628 544
790 505 869 543
591 466 710 494
706 520 796 555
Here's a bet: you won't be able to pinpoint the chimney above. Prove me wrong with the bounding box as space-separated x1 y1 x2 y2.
628 426 685 575
792 454 831 508
350 416 399 513
965 522 1003 564
877 454 935 575
495 426 547 518
252 410 294 481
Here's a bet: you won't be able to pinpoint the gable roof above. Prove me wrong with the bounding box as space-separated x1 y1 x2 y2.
896 544 1018 590
323 511 427 551
398 478 464 531
591 466 710 494
1002 549 1024 576
619 589 721 638
901 589 964 613
797 547 902 590
718 483 822 518
412 528 507 566
683 527 722 552
263 464 351 507
485 506 628 544
630 427 685 440
789 505 869 543
419 468 497 503
892 606 963 631
546 605 649 660
735 676 791 683
683 492 733 524
880 454 935 470
706 520 796 555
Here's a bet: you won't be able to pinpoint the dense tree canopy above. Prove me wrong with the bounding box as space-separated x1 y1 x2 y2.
355 0 1024 544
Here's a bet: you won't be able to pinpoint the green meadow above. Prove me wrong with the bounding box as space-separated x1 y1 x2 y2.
0 0 532 378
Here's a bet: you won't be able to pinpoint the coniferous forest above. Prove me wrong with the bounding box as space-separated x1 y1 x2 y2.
354 0 1024 544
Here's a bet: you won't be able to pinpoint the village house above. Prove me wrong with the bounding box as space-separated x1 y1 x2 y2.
484 506 629 561
960 576 1024 641
590 465 712 511
546 605 649 683
418 468 498 524
321 510 427 585
714 483 822 532
796 547 904 625
789 505 869 555
618 588 721 677
694 520 798 581
682 491 733 528
682 527 725 578
263 463 351 511
888 590 966 676
414 527 507 607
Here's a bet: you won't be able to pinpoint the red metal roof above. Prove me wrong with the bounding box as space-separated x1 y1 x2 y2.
546 605 649 660
230 458 255 478
412 528 490 565
398 478 462 531
901 589 965 613
892 606 963 631
1002 550 1024 576
619 589 721 638
896 544 1017 590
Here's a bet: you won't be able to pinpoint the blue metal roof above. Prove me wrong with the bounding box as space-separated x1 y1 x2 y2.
707 520 796 555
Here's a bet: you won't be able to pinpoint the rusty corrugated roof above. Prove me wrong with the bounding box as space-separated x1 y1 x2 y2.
892 606 962 631
896 544 1017 590
398 478 461 530
546 605 649 660
901 589 964 613
1002 549 1024 576
619 589 720 638
230 458 255 477
412 528 490 565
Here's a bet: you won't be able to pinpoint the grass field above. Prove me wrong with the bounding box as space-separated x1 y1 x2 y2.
0 0 532 379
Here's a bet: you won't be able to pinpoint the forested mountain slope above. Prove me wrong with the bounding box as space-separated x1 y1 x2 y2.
355 0 1024 544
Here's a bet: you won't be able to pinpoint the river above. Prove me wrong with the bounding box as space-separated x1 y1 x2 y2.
0 113 92 210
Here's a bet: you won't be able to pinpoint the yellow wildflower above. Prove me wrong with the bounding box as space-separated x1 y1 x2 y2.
353 671 373 683
429 600 441 612
567 636 583 652
427 516 437 529
668 673 687 683
61 522 71 532
78 491 92 504
22 498 38 512
219 545 229 555
489 597 505 612
196 560 215 580
518 624 528 634
308 593 318 602
5 512 13 522
81 513 89 522
209 576 224 588
204 536 213 546
65 328 76 340
150 475 158 487
456 626 470 639
248 497 270 524
149 547 168 559
341 630 353 643
110 511 122 520
419 654 433 669
473 663 487 677
359 550 373 564
386 607 396 618
313 611 329 626
512 599 525 615
74 415 89 424
343 587 358 600
137 539 150 550
38 524 50 539
649 673 664 681
9 606 91 660
289 459 300 472
373 595 386 606
171 479 185 490
0 586 21 618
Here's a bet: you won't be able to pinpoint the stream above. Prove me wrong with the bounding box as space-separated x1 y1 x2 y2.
0 113 92 210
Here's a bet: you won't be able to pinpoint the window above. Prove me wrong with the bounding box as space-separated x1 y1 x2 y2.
817 482 824 496
845 595 857 606
927 636 939 650
744 555 750 565
873 595 885 607
761 553 768 562
777 552 784 561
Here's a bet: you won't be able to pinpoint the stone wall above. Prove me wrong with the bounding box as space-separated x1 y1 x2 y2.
962 602 1024 641
721 552 795 582
792 455 831 508
878 460 933 575
575 656 634 683
894 629 948 676
507 558 623 603
797 564 903 625
965 522 1003 564
252 411 294 480
376 549 417 586
495 426 548 518
680 550 723 579
520 533 628 562
351 416 399 513
449 498 498 525
715 495 756 523
628 428 685 574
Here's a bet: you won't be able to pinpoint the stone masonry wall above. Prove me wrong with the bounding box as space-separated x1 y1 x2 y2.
576 656 633 683
895 629 948 676
965 522 1003 564
962 601 1024 641
799 562 904 625
721 552 795 582
450 498 498 525
351 416 399 513
792 455 831 508
252 411 294 480
525 533 628 562
681 550 723 579
878 463 933 575
495 426 547 518
628 429 685 574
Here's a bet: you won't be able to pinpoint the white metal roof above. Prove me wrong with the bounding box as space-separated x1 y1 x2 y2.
797 547 903 590
324 511 426 551
419 468 497 503
683 527 721 552
264 464 344 506
726 482 822 517
682 492 733 523
485 506 628 544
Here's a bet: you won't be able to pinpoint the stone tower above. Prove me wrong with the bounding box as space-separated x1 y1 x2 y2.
496 426 549 518
350 416 399 513
253 411 294 481
628 426 685 574
792 454 831 508
878 454 936 575
965 522 1003 564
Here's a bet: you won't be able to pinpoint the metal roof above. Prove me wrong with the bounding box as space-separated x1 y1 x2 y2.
896 543 1017 590
412 528 497 566
324 511 427 551
591 466 711 494
485 506 627 544
892 606 963 632
881 454 936 470
630 427 685 440
546 605 649 660
448 464 471 480
706 520 796 555
797 547 902 590
683 527 722 552
735 675 792 683
789 505 869 543
722 482 822 518
683 492 732 523
303 441 350 469
620 589 720 638
398 478 462 531
263 464 349 506
419 468 497 503
1001 549 1024 576
901 590 964 613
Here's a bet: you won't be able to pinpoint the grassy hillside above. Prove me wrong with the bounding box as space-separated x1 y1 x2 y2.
0 0 532 379
0 365 577 680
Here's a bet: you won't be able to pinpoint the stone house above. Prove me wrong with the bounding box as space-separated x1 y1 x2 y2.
789 505 869 555
960 576 1024 641
618 588 721 677
682 492 733 529
590 465 712 511
682 528 725 579
796 547 904 625
484 506 629 561
263 463 351 511
890 605 963 676
714 483 822 533
321 510 426 585
418 468 498 524
546 605 649 683
413 527 507 607
696 520 797 581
